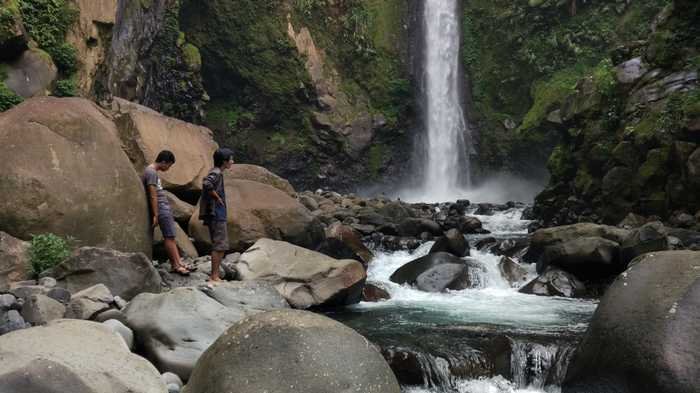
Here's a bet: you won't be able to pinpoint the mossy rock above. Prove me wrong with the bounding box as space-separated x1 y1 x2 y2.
547 145 576 181
637 147 670 186
181 42 201 72
611 141 640 167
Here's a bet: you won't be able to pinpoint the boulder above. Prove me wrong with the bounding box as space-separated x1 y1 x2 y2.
44 247 160 301
362 283 390 302
615 57 647 85
0 309 28 335
0 97 151 256
102 319 134 350
227 164 296 196
64 284 114 320
525 223 630 263
316 222 372 266
620 221 669 263
124 282 287 380
390 252 466 285
4 48 57 97
563 251 700 393
398 218 442 237
189 179 324 252
154 224 198 259
163 190 195 225
444 215 485 234
519 267 586 298
0 231 30 291
235 239 366 308
539 237 622 280
111 98 218 194
429 229 469 257
0 319 166 392
415 263 471 292
20 294 65 325
183 310 401 393
498 256 528 286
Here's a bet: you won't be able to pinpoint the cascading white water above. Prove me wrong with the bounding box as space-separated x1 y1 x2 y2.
422 0 470 200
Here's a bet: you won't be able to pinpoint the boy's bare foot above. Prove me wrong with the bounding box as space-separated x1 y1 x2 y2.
207 276 222 284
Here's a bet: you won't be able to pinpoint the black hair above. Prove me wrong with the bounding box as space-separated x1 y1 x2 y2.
213 148 234 167
155 150 176 164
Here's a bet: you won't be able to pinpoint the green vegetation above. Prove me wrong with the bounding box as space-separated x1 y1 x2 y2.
46 42 77 73
53 77 76 97
0 0 20 43
0 81 22 110
28 233 72 274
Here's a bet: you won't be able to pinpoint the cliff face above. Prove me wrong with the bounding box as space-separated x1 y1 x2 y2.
531 0 699 226
460 0 672 182
180 0 417 192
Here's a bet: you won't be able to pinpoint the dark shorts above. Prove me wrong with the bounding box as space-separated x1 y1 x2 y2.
207 220 229 251
158 213 177 239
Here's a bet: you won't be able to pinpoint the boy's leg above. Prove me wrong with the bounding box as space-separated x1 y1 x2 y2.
210 250 224 281
164 238 183 269
159 214 186 272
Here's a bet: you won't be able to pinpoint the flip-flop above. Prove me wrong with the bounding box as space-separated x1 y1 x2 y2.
184 264 198 272
173 266 191 276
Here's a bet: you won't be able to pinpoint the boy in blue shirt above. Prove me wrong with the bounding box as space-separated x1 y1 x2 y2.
199 148 234 283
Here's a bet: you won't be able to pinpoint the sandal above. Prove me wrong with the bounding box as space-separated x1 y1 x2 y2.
173 266 191 276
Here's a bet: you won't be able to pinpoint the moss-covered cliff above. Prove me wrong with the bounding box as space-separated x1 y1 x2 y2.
462 0 670 180
180 0 415 191
530 0 699 225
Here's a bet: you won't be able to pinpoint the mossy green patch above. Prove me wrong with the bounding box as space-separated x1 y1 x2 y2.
368 144 385 179
181 42 201 71
0 80 22 111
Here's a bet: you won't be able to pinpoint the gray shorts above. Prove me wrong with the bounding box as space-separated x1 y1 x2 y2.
158 213 177 239
207 220 229 251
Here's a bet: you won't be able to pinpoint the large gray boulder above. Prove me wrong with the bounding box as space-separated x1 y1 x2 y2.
235 239 366 308
0 232 30 292
620 221 669 263
183 310 401 393
525 223 630 263
316 222 373 266
44 247 160 301
539 237 622 280
390 252 467 284
563 251 700 393
0 319 166 393
124 282 288 381
415 263 471 292
0 97 151 256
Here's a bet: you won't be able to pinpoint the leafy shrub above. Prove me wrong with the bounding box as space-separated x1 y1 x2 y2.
53 78 77 97
18 0 78 50
29 233 72 274
47 42 77 73
0 82 23 111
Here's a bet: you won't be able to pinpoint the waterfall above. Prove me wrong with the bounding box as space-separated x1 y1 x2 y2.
421 0 470 200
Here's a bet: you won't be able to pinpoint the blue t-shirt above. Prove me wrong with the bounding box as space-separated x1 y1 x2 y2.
214 199 227 221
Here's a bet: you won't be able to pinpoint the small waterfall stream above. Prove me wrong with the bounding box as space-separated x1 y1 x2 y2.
329 209 597 393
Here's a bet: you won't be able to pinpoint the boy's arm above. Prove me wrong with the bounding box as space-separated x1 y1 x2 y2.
147 185 159 227
203 172 224 205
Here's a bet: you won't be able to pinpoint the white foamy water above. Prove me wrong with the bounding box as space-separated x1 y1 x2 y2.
351 209 597 393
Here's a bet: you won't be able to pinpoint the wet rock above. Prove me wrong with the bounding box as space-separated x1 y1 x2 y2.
620 221 669 263
444 216 485 234
362 283 390 302
0 319 166 392
182 310 400 393
493 237 530 258
563 251 700 393
20 294 66 325
525 223 630 263
398 218 442 237
235 239 365 309
498 257 528 286
390 252 466 285
539 237 622 280
429 229 469 257
415 263 471 292
475 237 498 252
519 267 586 298
45 247 160 301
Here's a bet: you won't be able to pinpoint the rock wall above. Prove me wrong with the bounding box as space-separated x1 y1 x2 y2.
532 0 700 226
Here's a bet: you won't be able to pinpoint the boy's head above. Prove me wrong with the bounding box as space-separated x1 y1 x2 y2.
155 150 176 171
213 148 235 168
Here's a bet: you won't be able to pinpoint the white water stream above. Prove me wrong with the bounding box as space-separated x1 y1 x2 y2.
346 210 598 393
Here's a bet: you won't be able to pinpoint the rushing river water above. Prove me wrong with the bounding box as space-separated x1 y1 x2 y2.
330 209 598 393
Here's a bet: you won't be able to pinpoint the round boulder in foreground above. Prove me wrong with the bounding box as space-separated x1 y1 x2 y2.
563 251 700 393
183 309 400 393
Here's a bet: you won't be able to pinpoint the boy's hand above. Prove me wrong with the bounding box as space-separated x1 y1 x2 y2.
152 216 159 228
